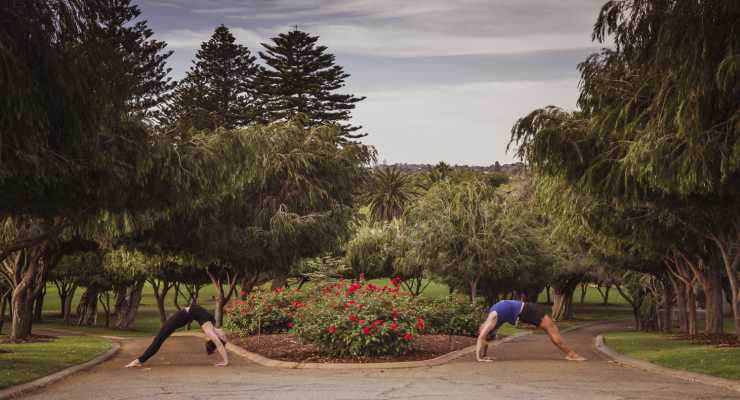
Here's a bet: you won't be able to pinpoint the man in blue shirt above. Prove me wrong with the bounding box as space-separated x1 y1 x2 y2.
476 300 586 362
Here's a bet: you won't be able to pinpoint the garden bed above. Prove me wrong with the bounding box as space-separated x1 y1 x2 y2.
229 333 477 363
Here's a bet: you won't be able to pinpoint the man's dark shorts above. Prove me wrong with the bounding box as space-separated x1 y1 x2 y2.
519 302 546 327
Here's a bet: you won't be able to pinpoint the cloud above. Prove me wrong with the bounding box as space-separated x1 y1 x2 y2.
157 28 267 49
152 0 602 57
353 79 580 165
309 24 593 57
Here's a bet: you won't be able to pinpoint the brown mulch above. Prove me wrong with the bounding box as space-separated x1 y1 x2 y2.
670 333 740 347
228 334 477 363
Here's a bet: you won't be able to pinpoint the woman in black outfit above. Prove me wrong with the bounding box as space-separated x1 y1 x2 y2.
125 304 229 367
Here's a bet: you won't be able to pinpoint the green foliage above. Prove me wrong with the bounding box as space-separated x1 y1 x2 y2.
345 221 399 279
362 166 418 222
418 296 487 336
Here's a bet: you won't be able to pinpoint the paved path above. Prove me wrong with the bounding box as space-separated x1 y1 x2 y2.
22 323 740 400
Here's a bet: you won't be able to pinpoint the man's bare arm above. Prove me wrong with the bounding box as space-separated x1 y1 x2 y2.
476 312 497 362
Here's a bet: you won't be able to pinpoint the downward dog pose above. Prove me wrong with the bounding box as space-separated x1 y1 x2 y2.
125 304 229 367
476 300 586 362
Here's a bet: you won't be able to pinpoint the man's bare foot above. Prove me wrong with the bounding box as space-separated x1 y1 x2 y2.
125 359 142 368
565 352 586 361
214 361 229 367
476 356 496 362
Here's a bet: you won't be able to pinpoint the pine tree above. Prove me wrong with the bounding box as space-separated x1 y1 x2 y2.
168 24 259 131
257 28 366 139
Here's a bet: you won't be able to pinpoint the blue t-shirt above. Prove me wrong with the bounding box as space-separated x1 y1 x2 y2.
489 300 523 331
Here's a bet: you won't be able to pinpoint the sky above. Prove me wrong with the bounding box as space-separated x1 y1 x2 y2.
136 0 605 166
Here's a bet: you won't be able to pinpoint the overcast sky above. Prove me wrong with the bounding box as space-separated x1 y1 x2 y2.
137 0 605 166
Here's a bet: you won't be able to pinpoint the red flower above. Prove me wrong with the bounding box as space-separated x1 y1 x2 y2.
372 319 383 328
362 327 370 335
417 318 425 331
349 314 358 322
357 304 365 311
240 288 247 297
359 319 367 325
403 332 413 341
390 322 398 332
328 324 336 334
287 322 293 328
391 310 399 321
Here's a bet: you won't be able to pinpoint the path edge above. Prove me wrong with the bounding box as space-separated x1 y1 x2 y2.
233 331 532 369
176 330 532 369
0 341 120 400
595 334 740 394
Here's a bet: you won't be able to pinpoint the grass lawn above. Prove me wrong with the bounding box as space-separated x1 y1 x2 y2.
605 330 740 381
0 335 111 389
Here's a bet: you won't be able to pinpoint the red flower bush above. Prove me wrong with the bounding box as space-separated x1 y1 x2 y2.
224 287 306 336
290 278 420 357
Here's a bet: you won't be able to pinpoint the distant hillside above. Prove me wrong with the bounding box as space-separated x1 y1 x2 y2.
375 162 525 175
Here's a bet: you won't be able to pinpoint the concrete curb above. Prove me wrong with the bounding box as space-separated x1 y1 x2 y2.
226 331 533 369
595 334 740 394
0 341 120 400
175 330 532 369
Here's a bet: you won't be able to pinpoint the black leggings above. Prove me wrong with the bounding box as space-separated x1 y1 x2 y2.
138 310 193 363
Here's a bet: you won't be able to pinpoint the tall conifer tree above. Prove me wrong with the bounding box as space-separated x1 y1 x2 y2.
257 28 365 139
168 25 259 131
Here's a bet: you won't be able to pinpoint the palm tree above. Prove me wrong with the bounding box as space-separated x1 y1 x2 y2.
363 166 417 222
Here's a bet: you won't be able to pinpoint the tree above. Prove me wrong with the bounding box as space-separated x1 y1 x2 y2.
362 166 417 223
257 28 366 139
166 25 259 131
409 177 534 303
509 0 740 335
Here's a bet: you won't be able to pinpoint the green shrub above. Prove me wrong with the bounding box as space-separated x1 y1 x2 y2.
419 296 487 337
224 287 306 336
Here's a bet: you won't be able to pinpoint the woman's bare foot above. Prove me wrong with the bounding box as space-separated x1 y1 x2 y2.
125 359 142 368
214 361 229 367
565 352 586 361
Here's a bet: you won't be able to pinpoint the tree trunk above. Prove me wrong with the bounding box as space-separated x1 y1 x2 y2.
63 286 76 324
602 285 611 306
708 231 740 338
149 278 172 326
661 280 673 333
0 293 8 334
673 280 688 333
551 279 579 321
686 285 697 336
271 269 289 290
580 282 588 304
10 291 34 340
206 267 240 328
114 279 145 329
76 287 98 326
98 291 111 328
701 266 724 335
545 285 551 304
33 285 45 323
469 277 479 304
